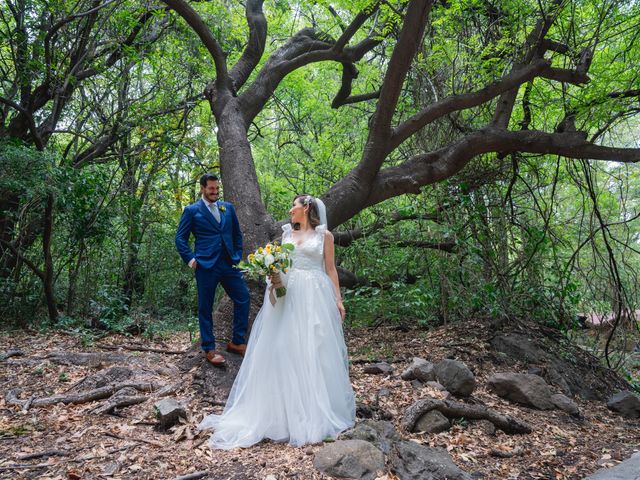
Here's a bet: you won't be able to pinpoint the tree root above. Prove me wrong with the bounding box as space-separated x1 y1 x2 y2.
402 397 531 434
6 381 158 409
45 351 143 367
90 387 148 415
175 471 210 480
99 344 187 355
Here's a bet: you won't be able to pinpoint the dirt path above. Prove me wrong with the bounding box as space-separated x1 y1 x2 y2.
1 322 638 479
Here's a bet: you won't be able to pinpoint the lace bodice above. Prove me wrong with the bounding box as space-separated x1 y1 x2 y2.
282 224 326 272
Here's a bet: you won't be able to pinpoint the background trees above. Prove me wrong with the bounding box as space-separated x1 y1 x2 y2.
1 0 639 364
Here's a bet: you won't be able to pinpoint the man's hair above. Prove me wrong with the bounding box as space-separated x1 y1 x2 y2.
199 173 219 187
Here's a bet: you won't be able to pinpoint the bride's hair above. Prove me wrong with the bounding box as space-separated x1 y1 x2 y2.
292 194 321 230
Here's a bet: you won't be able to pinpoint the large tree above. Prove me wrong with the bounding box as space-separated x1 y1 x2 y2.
161 0 640 252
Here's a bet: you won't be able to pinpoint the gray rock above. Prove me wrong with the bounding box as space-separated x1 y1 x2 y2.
154 398 186 429
415 410 450 434
377 388 391 398
583 451 640 479
341 419 400 454
475 420 496 435
547 368 572 396
401 357 435 382
606 390 640 418
434 359 476 397
390 441 472 480
411 380 423 389
313 440 385 480
364 362 393 375
550 393 580 416
426 381 447 391
487 372 554 410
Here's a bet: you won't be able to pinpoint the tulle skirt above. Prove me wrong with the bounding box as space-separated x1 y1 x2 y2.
198 267 355 449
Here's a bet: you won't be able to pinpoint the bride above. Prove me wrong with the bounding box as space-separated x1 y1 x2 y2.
198 194 356 449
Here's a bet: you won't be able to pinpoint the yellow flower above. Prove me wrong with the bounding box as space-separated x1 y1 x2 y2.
265 245 272 254
248 254 255 262
258 247 263 254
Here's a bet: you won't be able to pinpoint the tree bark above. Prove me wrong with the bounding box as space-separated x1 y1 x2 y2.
43 194 57 322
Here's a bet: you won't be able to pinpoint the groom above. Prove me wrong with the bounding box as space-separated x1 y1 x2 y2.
175 173 249 366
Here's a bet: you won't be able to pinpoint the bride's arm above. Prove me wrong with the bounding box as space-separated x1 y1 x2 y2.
323 231 345 321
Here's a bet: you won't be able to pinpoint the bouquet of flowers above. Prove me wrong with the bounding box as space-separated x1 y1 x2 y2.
237 241 295 298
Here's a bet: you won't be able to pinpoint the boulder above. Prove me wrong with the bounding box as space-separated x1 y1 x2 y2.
415 410 450 434
550 393 580 416
154 398 186 429
340 420 400 454
313 440 384 480
487 372 555 410
434 359 476 397
401 357 436 382
606 390 640 419
390 441 472 480
583 451 640 479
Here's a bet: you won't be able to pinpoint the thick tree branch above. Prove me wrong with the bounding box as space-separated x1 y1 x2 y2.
608 88 640 99
390 59 550 150
161 0 230 93
332 2 380 53
333 89 381 108
367 0 433 146
380 238 457 253
539 67 590 85
229 0 266 92
364 128 640 210
492 0 564 128
240 27 379 126
0 96 44 149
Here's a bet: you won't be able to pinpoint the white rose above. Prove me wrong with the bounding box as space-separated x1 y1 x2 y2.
264 254 275 267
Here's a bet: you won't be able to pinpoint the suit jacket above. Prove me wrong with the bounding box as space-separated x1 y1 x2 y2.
175 199 243 269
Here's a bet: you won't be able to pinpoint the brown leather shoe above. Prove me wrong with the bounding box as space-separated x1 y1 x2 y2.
226 342 247 356
205 350 226 366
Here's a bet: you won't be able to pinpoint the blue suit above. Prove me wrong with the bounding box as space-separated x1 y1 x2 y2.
175 199 249 352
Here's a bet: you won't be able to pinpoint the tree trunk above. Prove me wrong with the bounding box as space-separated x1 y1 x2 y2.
43 194 58 322
66 240 85 317
213 97 276 249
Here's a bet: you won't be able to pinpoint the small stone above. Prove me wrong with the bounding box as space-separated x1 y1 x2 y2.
154 398 186 429
415 410 450 434
305 447 314 455
401 357 435 382
475 420 496 435
550 393 580 416
101 461 121 476
363 362 393 375
426 381 447 391
411 380 423 389
377 388 391 397
265 475 277 480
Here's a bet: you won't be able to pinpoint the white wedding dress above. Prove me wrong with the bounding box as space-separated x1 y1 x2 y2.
198 224 356 449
